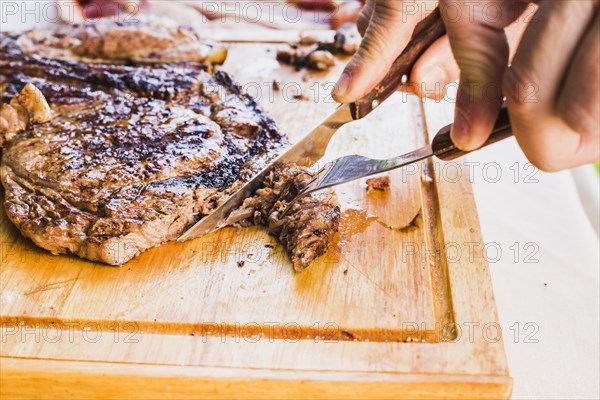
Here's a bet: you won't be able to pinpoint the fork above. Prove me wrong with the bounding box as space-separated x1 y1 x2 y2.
279 106 513 216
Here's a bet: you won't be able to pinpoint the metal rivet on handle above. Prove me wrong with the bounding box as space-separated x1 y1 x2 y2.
401 74 408 85
371 100 380 109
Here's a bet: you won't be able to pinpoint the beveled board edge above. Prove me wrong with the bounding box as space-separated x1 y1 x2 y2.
0 357 513 400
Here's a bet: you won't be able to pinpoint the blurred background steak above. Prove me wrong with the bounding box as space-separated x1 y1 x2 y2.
0 18 339 268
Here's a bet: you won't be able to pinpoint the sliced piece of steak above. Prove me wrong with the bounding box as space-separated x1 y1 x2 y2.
227 164 340 272
366 176 390 192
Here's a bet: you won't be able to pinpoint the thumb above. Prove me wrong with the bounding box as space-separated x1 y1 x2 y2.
332 0 422 103
440 0 525 150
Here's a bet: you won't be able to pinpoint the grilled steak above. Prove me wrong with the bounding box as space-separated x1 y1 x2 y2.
0 19 339 269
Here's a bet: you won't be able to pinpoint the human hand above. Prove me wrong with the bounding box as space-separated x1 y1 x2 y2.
333 0 600 171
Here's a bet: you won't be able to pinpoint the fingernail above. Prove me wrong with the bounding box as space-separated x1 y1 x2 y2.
332 69 352 100
451 110 470 148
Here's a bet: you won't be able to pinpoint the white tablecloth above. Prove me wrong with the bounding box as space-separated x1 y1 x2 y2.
425 99 600 399
474 145 599 399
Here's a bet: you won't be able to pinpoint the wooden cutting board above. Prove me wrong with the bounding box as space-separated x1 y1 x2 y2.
0 44 511 399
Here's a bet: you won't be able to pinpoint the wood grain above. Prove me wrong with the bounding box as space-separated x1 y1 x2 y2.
0 44 511 399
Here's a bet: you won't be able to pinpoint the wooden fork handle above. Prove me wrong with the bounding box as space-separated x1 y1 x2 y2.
432 106 513 161
349 7 447 120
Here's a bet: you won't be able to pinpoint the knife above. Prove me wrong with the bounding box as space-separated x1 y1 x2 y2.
178 8 446 241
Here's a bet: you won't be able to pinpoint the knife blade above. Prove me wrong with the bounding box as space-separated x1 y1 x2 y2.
178 7 446 241
178 104 353 241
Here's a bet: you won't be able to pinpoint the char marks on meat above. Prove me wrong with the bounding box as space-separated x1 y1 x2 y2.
0 19 339 270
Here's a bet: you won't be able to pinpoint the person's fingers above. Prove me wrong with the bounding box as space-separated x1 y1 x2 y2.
329 0 364 29
505 1 594 112
505 5 534 60
333 0 422 103
410 35 459 100
574 134 600 169
503 0 599 171
440 0 527 151
557 13 600 137
357 0 375 36
407 12 531 101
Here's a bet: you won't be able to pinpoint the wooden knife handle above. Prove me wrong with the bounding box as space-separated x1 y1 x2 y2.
432 106 513 161
349 7 446 120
